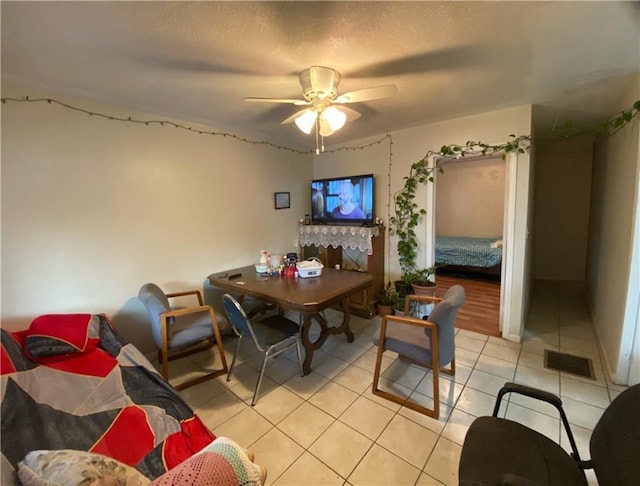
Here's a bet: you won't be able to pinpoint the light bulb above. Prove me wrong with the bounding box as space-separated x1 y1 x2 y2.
294 110 318 134
322 106 347 131
318 117 335 137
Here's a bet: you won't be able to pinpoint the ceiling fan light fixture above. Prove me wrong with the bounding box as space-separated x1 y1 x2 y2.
294 109 318 134
322 106 347 131
318 117 335 137
244 65 397 147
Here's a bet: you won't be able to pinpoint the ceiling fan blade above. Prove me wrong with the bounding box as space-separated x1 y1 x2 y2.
130 49 296 76
244 97 310 106
281 108 312 125
346 45 491 78
335 85 397 104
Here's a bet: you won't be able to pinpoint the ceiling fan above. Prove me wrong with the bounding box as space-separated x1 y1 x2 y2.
244 66 397 151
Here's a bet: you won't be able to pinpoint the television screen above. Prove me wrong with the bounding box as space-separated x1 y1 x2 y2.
311 173 374 225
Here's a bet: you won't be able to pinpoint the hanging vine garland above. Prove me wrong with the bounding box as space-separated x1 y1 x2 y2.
553 100 640 139
0 96 394 156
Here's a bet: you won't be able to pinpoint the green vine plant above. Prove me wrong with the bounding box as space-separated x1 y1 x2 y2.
390 100 640 276
553 100 640 139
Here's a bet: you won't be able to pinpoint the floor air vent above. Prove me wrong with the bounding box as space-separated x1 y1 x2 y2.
544 350 596 380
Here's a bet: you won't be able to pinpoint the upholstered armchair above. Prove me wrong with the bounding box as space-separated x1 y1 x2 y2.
372 284 465 419
138 283 228 390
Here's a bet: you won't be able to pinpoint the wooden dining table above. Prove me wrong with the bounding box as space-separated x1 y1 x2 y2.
208 265 374 375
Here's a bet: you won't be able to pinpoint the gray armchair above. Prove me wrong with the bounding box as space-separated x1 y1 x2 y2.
138 282 228 390
372 284 465 419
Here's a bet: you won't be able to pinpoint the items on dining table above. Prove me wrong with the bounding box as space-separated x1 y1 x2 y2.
284 252 298 278
254 251 301 277
296 257 324 278
270 253 283 268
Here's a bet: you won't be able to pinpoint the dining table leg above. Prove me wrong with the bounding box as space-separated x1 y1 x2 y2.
300 299 354 375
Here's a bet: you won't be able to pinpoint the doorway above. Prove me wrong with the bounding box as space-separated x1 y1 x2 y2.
434 155 506 336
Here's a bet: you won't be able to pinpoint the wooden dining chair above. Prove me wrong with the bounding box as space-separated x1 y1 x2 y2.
372 285 465 419
138 283 228 390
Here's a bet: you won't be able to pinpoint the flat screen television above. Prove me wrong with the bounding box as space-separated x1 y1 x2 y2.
310 173 374 225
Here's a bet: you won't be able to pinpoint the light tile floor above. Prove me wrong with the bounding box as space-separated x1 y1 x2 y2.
163 281 628 485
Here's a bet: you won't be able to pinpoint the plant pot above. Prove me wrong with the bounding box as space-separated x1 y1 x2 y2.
393 280 411 298
411 282 437 296
376 304 394 317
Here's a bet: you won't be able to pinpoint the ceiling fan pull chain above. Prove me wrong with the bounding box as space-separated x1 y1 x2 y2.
315 118 320 155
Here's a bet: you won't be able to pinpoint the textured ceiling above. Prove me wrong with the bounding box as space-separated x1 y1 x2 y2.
2 1 639 150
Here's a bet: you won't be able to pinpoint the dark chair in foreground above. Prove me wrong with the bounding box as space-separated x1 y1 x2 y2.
459 381 640 486
138 283 228 390
222 293 303 406
372 284 465 419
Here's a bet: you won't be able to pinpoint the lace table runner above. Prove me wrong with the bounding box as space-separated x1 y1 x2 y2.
298 225 380 255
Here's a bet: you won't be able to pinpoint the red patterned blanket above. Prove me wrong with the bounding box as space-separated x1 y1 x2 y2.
1 314 215 480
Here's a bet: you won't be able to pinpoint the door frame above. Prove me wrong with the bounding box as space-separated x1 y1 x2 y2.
501 151 531 342
427 150 531 342
620 171 640 384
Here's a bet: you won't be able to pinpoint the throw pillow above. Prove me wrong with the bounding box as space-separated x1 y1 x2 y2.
25 314 100 359
17 449 149 486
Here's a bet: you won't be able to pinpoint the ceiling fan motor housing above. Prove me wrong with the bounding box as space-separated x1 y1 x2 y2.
299 66 341 102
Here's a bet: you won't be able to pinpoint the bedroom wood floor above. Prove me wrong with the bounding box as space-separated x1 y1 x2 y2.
436 273 501 337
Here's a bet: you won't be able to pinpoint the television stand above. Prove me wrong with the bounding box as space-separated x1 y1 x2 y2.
298 224 385 318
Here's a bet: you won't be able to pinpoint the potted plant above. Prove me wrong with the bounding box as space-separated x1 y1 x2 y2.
389 158 437 296
394 264 444 298
389 158 431 279
392 279 412 298
375 282 397 316
402 265 439 296
394 296 406 316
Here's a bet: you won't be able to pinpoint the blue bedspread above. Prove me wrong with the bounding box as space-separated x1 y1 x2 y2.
435 236 502 268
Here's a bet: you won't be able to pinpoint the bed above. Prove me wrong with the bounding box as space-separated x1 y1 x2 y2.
0 313 265 485
435 236 503 276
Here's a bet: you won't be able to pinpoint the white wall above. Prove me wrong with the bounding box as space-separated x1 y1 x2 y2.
435 157 505 238
1 83 313 353
587 79 640 385
534 137 593 281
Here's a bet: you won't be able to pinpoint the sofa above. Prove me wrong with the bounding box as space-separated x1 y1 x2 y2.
1 313 265 485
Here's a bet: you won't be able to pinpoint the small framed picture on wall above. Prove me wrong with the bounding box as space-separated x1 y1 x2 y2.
274 192 290 209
